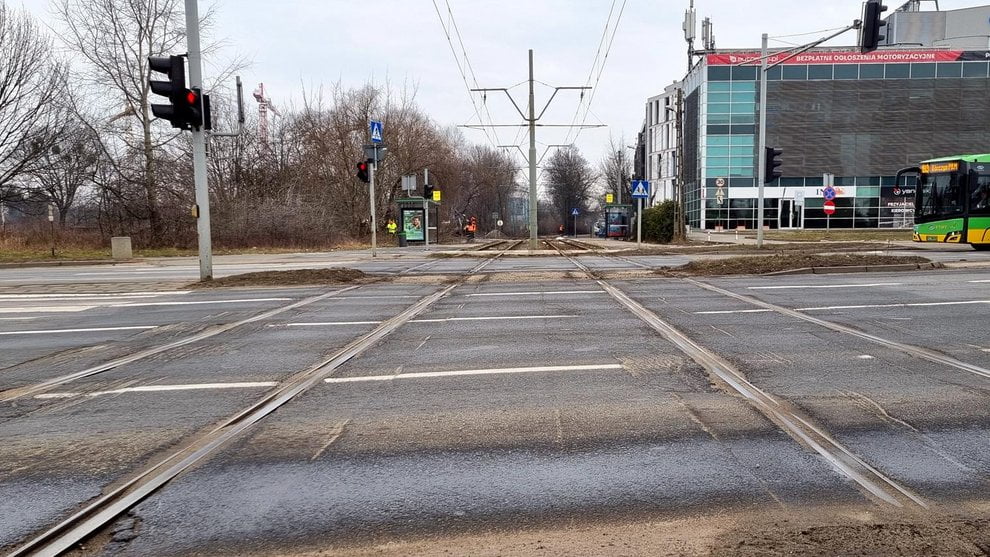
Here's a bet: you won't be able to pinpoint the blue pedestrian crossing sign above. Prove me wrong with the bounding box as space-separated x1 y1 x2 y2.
370 120 384 143
571 208 580 216
631 180 650 199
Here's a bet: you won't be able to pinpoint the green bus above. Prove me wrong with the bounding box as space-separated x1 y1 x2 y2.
896 154 990 250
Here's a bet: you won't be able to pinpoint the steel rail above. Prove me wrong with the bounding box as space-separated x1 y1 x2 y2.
0 285 364 403
545 241 928 510
8 248 514 557
686 278 990 381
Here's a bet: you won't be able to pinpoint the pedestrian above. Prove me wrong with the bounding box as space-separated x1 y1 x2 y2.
386 219 397 235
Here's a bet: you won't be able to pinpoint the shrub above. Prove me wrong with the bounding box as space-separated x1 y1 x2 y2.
642 200 676 243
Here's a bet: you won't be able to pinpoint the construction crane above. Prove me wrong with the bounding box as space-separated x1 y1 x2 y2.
253 83 281 146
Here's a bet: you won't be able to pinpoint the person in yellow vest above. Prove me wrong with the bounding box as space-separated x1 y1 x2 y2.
386 219 397 235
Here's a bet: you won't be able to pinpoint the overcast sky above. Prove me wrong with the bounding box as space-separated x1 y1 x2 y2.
13 0 990 167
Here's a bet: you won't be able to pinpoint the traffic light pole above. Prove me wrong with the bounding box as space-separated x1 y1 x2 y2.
527 50 539 250
370 155 378 258
185 0 212 280
756 33 769 249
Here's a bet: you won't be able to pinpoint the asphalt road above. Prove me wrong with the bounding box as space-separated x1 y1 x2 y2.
1 256 989 555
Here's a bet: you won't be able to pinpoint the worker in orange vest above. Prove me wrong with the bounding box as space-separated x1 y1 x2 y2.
465 216 478 241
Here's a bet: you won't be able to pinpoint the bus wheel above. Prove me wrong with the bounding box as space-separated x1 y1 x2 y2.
973 244 990 251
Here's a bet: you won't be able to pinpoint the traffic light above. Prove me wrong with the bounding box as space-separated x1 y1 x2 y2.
149 55 204 130
860 0 888 52
764 146 783 183
356 159 371 183
424 184 434 199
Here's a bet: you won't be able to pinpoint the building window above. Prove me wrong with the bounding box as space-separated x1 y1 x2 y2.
859 64 884 79
936 62 962 78
708 66 731 81
731 66 758 81
834 64 858 79
782 65 808 80
963 62 989 78
808 65 833 80
911 63 936 78
885 64 909 79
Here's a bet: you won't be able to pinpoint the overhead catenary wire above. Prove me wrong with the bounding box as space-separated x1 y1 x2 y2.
562 0 617 146
565 0 627 146
430 0 499 148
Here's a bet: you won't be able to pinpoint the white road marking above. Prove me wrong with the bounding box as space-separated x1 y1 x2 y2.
0 291 190 299
695 309 773 315
696 300 990 315
335 295 422 300
796 300 990 312
749 283 902 290
464 290 606 297
325 363 624 384
277 315 579 328
0 306 94 314
0 317 37 321
35 381 278 400
858 355 875 360
0 326 157 336
970 280 990 283
112 297 293 307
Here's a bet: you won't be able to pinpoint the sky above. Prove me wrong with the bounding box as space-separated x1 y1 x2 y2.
13 0 990 169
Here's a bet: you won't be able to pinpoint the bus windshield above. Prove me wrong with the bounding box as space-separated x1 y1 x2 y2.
918 172 965 218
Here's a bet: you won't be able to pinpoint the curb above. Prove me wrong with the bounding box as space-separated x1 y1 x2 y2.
764 262 943 276
0 259 138 270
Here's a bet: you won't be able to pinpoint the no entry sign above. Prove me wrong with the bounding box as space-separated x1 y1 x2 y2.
823 200 836 215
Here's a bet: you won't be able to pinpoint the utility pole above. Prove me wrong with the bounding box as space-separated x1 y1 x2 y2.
466 50 602 251
370 154 378 258
674 88 686 242
185 0 212 280
528 50 538 250
756 33 769 248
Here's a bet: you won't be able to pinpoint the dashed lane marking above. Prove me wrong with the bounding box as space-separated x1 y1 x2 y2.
0 306 95 314
696 300 990 315
276 315 579 327
35 381 279 399
0 326 157 336
464 290 606 297
324 363 624 384
111 297 293 307
748 283 902 290
0 292 190 299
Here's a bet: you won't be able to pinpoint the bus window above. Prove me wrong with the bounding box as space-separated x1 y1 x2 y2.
919 173 965 218
971 175 990 211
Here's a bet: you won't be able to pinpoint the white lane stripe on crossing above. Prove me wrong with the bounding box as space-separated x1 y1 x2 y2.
34 381 278 400
325 363 624 384
696 300 990 315
0 306 94 314
0 326 157 336
0 291 190 299
464 291 605 297
748 283 902 290
276 315 579 328
970 280 990 283
112 298 293 307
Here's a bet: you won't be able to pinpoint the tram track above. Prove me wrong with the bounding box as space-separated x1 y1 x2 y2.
544 240 930 510
6 246 517 557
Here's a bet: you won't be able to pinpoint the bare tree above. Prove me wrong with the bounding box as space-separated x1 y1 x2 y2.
28 125 102 226
54 0 222 243
0 4 67 205
599 136 632 204
545 148 597 229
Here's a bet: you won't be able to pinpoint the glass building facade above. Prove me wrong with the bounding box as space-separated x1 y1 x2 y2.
682 49 990 230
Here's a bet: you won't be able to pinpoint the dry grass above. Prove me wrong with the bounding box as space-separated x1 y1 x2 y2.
188 268 373 289
667 253 932 276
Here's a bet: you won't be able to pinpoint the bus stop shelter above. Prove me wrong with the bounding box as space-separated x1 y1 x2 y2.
396 197 441 246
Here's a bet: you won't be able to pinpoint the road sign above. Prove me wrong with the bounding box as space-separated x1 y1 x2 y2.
631 180 650 199
369 120 383 143
715 186 725 205
823 186 836 201
497 219 504 227
571 208 580 216
432 190 441 202
823 200 836 215
794 190 806 206
401 175 416 192
605 193 614 204
715 177 726 187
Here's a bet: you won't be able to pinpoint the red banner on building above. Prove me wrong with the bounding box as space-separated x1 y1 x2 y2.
706 50 978 66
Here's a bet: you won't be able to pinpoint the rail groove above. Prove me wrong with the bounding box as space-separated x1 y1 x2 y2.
546 241 928 510
8 250 511 557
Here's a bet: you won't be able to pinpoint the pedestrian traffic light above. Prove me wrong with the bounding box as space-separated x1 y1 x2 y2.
860 0 888 52
149 55 204 130
424 184 434 199
356 159 371 183
764 146 783 183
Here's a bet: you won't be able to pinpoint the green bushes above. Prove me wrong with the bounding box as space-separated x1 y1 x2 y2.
642 200 676 243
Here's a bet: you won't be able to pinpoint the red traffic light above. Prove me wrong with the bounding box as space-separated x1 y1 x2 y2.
357 162 368 171
186 90 198 105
